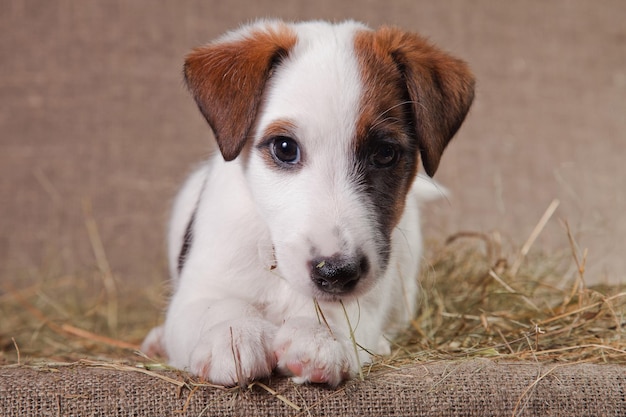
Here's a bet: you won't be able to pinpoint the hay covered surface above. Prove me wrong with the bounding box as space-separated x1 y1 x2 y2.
1 208 625 387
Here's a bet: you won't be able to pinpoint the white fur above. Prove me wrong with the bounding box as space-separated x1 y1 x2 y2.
142 21 447 387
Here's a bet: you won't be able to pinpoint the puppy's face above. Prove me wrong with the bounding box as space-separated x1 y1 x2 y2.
184 21 474 300
246 24 419 299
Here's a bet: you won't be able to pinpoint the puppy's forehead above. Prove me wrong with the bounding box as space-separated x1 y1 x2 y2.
257 22 366 144
257 22 409 152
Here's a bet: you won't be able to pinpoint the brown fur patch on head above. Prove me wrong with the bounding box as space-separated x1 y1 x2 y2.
261 119 297 141
353 31 418 233
353 31 414 159
354 27 475 177
184 23 297 161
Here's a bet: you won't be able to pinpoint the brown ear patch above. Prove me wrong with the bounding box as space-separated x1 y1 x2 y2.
354 27 474 177
184 24 297 161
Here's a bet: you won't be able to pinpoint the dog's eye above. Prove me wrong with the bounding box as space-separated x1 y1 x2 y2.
271 136 301 165
369 143 400 168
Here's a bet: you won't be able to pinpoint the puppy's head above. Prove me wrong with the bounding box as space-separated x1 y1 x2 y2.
184 20 474 300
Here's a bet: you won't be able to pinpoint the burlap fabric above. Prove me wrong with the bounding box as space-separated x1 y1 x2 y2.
3 1 626 292
1 360 624 416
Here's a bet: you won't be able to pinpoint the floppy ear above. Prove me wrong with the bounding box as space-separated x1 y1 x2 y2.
184 23 297 161
372 28 475 177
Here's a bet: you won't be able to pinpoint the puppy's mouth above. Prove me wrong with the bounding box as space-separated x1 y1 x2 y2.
309 252 370 296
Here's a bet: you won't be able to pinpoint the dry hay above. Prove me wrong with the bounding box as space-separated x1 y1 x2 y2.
1 204 624 381
386 229 625 368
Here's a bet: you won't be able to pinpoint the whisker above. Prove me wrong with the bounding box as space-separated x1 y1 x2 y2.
367 100 419 133
368 117 404 132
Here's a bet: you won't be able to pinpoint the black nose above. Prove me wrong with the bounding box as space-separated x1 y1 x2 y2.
310 253 369 295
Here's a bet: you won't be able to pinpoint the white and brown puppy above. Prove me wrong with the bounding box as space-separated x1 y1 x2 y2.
142 20 474 387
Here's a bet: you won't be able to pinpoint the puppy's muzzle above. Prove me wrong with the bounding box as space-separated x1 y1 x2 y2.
310 253 369 295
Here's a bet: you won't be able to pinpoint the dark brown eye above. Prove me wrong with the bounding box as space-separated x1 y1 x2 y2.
370 143 400 168
271 136 301 165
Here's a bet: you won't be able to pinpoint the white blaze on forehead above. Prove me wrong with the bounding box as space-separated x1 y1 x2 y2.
256 21 366 158
249 21 378 264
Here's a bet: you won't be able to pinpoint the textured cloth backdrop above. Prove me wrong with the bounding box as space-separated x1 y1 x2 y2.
1 360 625 416
2 1 625 289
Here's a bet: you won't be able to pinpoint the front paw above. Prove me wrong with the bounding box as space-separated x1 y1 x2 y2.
273 318 359 387
141 325 168 359
188 318 277 387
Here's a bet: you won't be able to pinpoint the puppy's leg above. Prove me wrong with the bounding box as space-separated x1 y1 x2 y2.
164 298 277 387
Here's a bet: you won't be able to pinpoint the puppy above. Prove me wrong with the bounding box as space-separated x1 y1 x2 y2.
142 20 474 387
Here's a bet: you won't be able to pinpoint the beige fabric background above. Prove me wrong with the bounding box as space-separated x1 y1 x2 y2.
1 0 625 291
